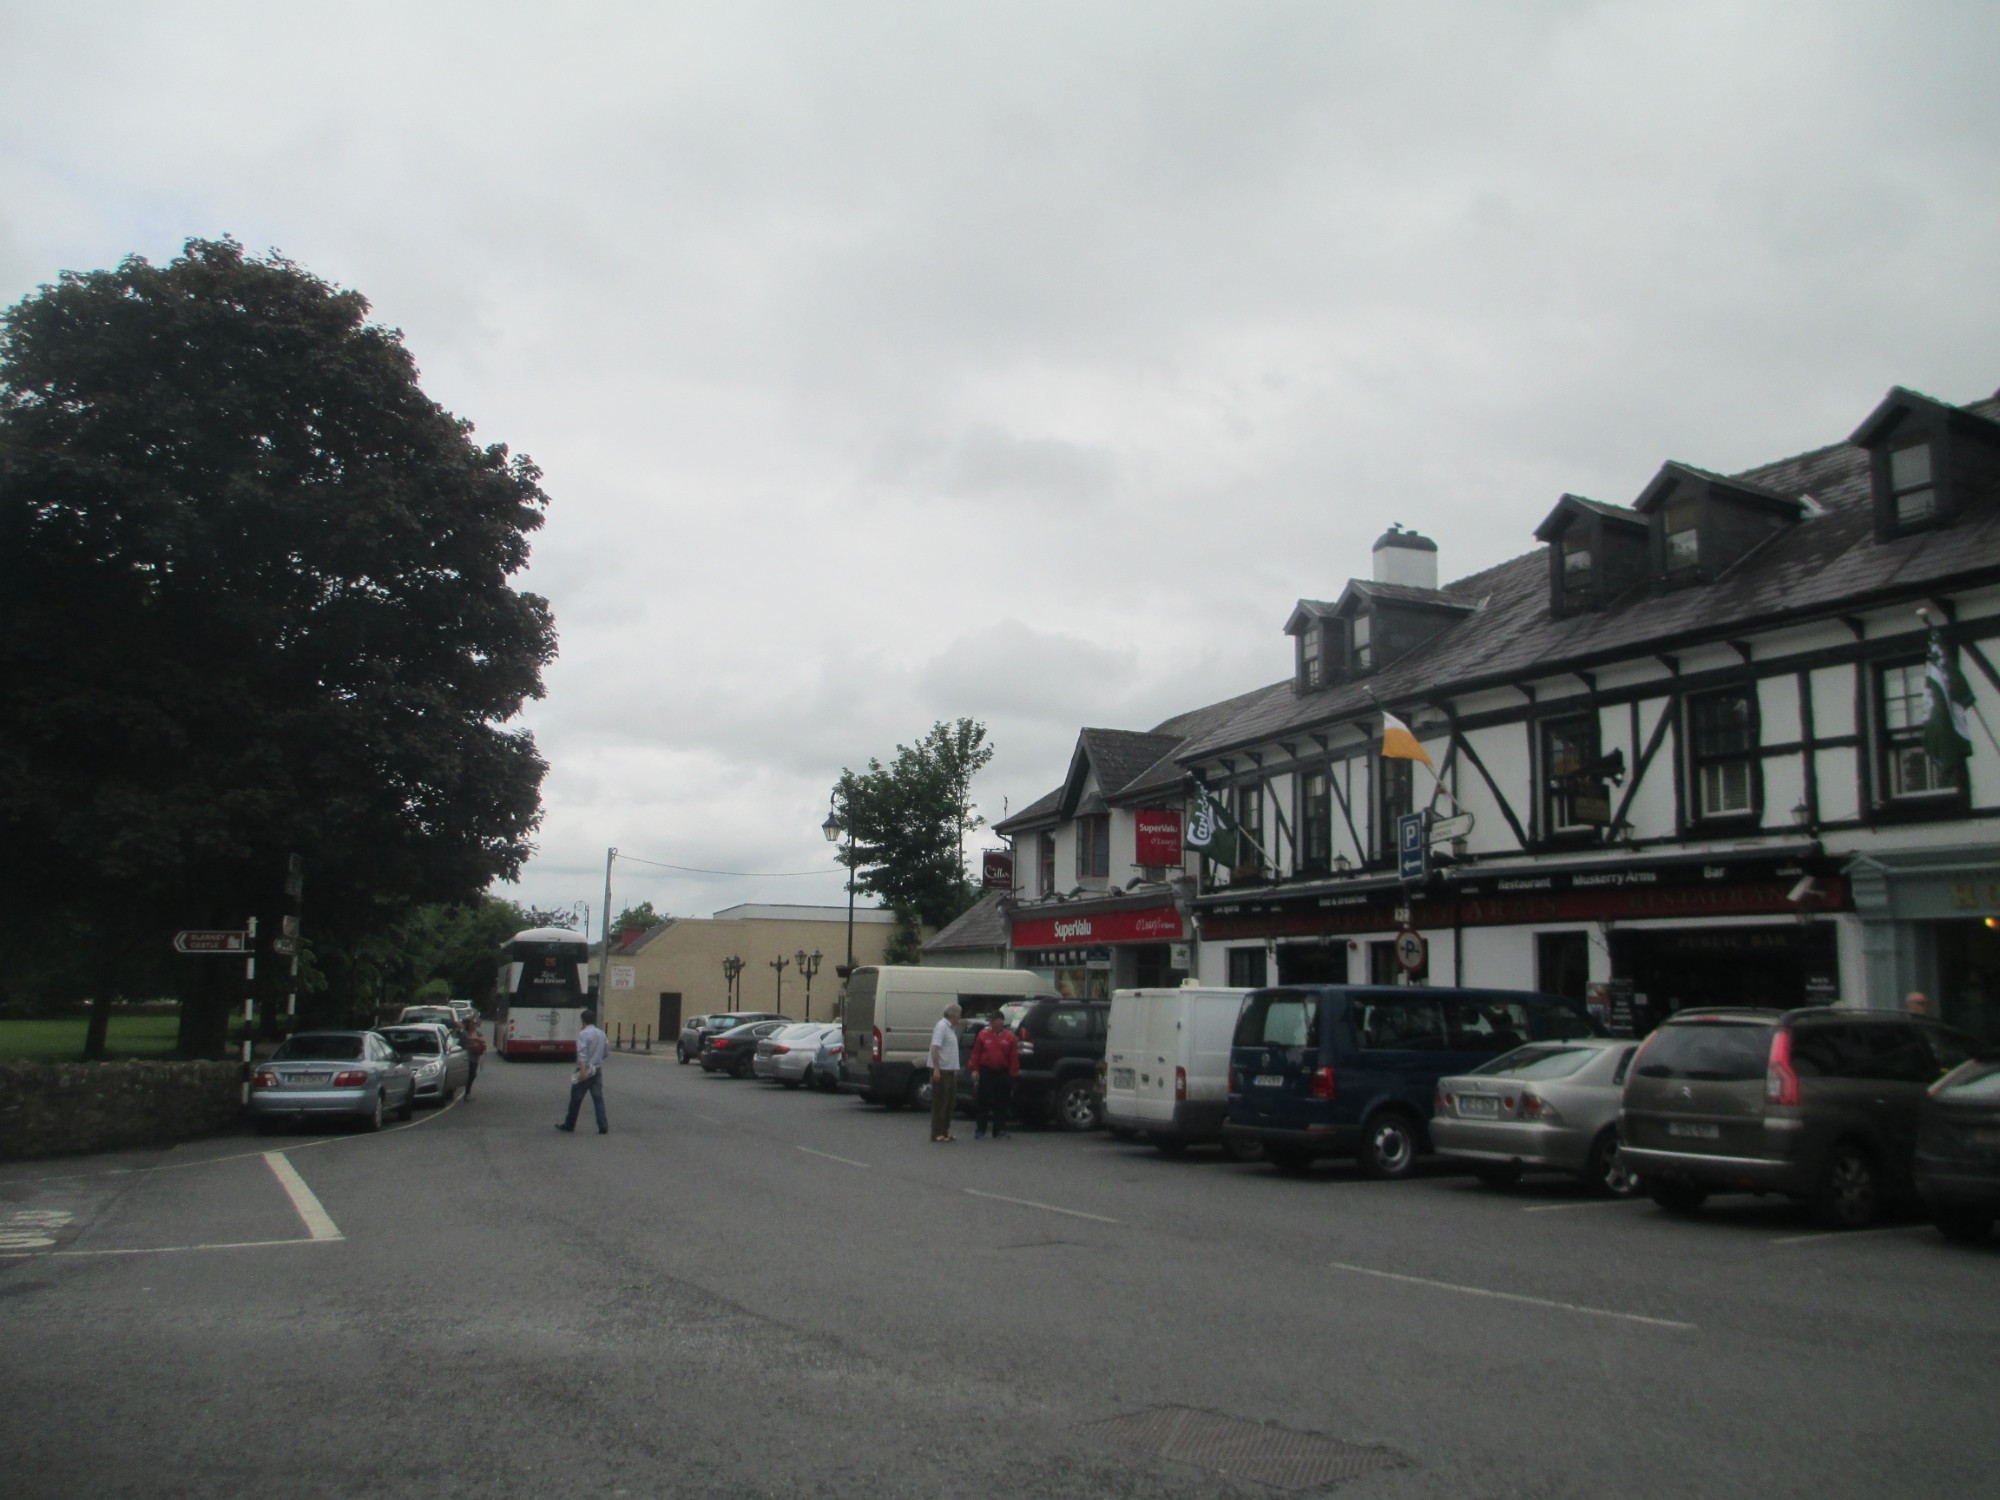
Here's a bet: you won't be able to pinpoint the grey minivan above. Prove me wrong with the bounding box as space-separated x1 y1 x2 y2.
1619 1007 1978 1229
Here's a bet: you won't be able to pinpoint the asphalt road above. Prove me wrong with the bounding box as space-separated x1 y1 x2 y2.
3 1048 1996 1499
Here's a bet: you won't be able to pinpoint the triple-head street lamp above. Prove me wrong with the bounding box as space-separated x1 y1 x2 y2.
721 954 744 1011
769 954 789 1008
796 948 822 1020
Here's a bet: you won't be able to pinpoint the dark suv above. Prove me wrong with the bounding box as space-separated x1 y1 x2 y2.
1620 1007 1978 1229
678 1012 784 1064
976 998 1109 1131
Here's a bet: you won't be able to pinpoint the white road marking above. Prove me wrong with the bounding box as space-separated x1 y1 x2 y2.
1325 1260 1696 1331
690 1113 724 1126
1 1237 342 1260
796 1146 870 1169
263 1152 343 1241
1522 1198 1650 1213
963 1189 1122 1225
1768 1224 1931 1247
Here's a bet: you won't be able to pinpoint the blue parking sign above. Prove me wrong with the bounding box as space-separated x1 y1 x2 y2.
1398 812 1428 884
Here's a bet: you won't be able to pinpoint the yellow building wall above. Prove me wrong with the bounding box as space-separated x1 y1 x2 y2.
599 912 904 1041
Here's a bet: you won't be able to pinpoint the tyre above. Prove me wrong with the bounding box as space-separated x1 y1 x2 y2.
1358 1111 1420 1181
909 1073 933 1110
1053 1077 1101 1132
1812 1143 1881 1230
1647 1178 1708 1215
1586 1128 1638 1198
396 1087 415 1122
360 1091 385 1133
1473 1163 1523 1189
1932 1204 1995 1244
1221 1135 1265 1164
1267 1144 1314 1173
676 1043 690 1065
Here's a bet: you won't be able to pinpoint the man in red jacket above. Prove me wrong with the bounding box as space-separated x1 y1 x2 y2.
969 1012 1021 1140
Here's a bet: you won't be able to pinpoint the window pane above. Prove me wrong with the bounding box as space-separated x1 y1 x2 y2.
1889 443 1932 489
1701 760 1752 815
1896 488 1937 525
1357 999 1447 1051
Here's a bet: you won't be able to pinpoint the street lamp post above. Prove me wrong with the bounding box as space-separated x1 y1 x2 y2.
796 948 822 1021
769 955 789 1009
822 798 855 974
722 954 743 1011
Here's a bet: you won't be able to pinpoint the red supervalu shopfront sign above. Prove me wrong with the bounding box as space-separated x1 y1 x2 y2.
1010 903 1185 949
1135 809 1183 865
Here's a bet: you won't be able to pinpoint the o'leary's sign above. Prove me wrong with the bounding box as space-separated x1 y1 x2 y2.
1011 902 1185 949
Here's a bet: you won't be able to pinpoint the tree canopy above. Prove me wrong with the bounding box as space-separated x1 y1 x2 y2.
0 238 557 1051
832 718 993 961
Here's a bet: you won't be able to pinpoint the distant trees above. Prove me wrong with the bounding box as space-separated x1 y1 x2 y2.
0 239 556 1054
613 901 668 936
832 719 994 962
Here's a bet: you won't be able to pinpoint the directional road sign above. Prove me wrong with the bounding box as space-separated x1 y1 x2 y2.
173 930 247 954
1397 812 1428 883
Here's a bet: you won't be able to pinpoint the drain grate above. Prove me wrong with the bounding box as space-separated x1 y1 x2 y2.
1079 1405 1405 1492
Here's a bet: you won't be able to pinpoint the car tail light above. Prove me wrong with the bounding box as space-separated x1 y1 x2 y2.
1175 1066 1187 1103
773 1045 790 1055
1765 1028 1799 1106
871 1026 883 1063
332 1071 368 1087
1310 1066 1338 1101
1521 1092 1562 1123
253 1070 278 1089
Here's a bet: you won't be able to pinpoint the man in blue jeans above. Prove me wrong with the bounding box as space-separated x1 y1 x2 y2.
556 1009 609 1134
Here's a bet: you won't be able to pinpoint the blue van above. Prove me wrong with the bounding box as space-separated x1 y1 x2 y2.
1224 985 1598 1177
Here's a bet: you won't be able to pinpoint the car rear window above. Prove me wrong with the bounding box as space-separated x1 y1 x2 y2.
1633 1022 1772 1082
274 1036 364 1061
1470 1045 1597 1079
380 1029 442 1054
1234 993 1319 1050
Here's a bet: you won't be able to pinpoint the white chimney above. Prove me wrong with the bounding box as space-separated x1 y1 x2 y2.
1372 524 1438 590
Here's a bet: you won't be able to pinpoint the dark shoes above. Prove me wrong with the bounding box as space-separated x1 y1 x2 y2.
555 1123 574 1132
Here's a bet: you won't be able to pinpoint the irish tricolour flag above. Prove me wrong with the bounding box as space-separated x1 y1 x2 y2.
1380 710 1436 769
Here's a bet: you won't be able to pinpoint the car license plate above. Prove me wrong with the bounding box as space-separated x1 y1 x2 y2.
1111 1068 1135 1089
1455 1096 1499 1117
1253 1074 1284 1088
1666 1121 1721 1140
282 1072 327 1085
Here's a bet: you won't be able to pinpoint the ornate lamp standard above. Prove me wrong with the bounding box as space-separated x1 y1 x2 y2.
822 798 855 974
721 954 743 1011
796 948 822 1021
769 954 789 1009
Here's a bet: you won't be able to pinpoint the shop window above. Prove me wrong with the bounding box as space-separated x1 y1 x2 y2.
1075 815 1110 880
1687 689 1756 819
1541 715 1598 835
1878 661 1957 800
1300 769 1332 872
1037 831 1056 896
1887 443 1937 528
1375 756 1413 859
1227 947 1268 989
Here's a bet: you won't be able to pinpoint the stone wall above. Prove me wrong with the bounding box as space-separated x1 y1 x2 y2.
0 1060 242 1161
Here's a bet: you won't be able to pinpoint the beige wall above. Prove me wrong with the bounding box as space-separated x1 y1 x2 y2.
600 912 903 1039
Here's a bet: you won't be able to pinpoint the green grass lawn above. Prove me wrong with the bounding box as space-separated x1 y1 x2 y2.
0 1014 185 1063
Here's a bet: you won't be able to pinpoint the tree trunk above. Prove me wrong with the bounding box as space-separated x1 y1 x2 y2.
82 989 114 1060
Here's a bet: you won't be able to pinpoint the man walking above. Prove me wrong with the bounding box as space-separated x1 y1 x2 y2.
557 1008 609 1134
969 1010 1020 1139
928 1003 962 1143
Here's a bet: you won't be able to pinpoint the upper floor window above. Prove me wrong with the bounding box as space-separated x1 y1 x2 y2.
1234 784 1266 877
1541 715 1597 835
1561 533 1592 599
1376 755 1413 859
1300 769 1332 872
1037 831 1056 895
1351 615 1373 671
1075 815 1109 880
1688 689 1756 818
1880 661 1956 799
1664 497 1700 572
1299 625 1323 689
1888 443 1937 528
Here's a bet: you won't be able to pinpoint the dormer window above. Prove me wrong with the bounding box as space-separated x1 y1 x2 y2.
1535 495 1648 618
1299 624 1323 689
1888 443 1937 527
1561 533 1591 597
1351 614 1373 671
1663 496 1700 572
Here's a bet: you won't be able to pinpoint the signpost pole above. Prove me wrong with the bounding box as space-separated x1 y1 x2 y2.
241 917 258 1101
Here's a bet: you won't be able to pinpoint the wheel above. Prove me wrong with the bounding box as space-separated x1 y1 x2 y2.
1053 1078 1101 1132
1585 1128 1638 1198
1812 1143 1881 1230
1932 1205 1995 1244
395 1086 415 1121
1473 1163 1523 1189
1647 1178 1709 1215
360 1091 385 1133
1221 1135 1265 1164
1358 1111 1420 1180
676 1043 690 1065
908 1073 933 1110
1267 1144 1314 1173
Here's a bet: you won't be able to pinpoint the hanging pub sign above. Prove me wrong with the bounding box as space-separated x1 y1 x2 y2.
981 849 1014 889
1135 809 1183 865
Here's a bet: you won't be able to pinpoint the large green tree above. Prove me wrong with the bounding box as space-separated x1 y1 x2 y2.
832 718 994 961
0 239 557 1056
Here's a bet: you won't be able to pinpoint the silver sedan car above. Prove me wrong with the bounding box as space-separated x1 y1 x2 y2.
754 1023 839 1087
378 1023 472 1105
1431 1038 1642 1196
250 1031 417 1133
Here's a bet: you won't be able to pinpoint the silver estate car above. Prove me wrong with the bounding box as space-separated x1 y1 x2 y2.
377 1023 471 1105
250 1031 417 1133
1431 1037 1642 1196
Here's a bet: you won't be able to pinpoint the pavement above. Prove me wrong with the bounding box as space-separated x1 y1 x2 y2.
2 1045 1996 1499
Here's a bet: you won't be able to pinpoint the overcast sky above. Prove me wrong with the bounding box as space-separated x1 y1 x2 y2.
7 2 1999 928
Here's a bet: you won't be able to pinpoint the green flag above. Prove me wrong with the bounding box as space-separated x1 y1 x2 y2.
1184 782 1239 866
1924 628 1976 775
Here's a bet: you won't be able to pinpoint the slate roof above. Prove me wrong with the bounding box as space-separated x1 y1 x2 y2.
920 890 1009 954
1177 389 2000 764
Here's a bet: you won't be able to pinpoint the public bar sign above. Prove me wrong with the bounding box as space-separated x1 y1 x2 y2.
1011 903 1185 949
173 930 247 954
1135 809 1183 866
981 849 1015 889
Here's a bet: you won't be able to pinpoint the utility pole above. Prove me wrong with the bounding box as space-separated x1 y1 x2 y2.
596 847 616 1018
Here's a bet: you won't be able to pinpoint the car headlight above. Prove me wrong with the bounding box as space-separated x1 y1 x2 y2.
417 1062 442 1077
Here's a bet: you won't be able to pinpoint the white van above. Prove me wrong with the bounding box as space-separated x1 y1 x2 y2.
839 966 1058 1109
1103 985 1253 1154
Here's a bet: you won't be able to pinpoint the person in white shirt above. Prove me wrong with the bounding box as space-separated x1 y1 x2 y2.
557 1009 610 1134
928 1003 962 1143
